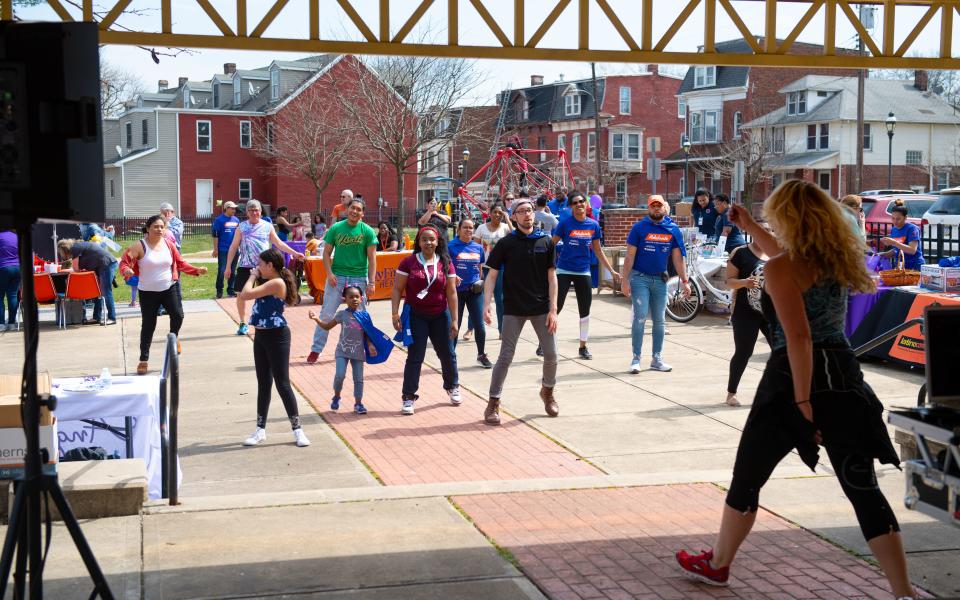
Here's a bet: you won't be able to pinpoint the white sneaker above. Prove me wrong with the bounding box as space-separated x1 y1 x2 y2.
447 387 462 406
294 429 311 447
401 397 415 415
629 358 641 374
243 427 266 446
650 354 673 372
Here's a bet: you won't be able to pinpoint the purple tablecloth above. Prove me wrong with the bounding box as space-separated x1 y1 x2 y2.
845 285 893 338
283 241 307 268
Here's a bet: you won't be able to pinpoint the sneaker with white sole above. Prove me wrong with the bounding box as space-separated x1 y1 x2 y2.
401 394 416 415
447 387 462 406
629 358 641 374
243 427 266 446
650 354 672 372
293 429 311 447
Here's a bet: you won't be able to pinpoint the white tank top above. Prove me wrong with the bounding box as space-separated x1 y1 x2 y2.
138 239 174 292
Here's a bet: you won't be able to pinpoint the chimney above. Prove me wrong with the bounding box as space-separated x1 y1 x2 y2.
158 80 168 92
647 64 658 76
178 77 189 88
224 63 237 75
914 70 929 92
531 75 544 86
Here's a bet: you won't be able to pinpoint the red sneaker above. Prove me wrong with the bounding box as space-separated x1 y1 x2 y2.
306 352 319 364
675 549 729 586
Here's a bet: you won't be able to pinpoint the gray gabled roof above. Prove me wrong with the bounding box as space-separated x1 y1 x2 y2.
765 150 838 170
502 78 606 125
233 69 270 80
743 76 960 128
138 92 176 102
677 38 753 95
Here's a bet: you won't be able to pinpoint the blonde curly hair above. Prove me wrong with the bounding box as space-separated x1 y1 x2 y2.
763 180 874 294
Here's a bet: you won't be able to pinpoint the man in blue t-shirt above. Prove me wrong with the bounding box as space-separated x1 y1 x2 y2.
212 201 240 298
713 194 747 253
620 195 691 374
551 192 620 360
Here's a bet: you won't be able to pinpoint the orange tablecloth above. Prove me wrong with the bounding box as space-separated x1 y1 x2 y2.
304 251 412 303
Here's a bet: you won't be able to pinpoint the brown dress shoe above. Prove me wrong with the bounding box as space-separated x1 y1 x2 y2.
540 385 559 417
136 361 148 375
484 398 501 426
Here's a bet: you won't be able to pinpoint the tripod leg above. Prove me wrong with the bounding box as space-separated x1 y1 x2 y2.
0 481 26 596
43 479 114 600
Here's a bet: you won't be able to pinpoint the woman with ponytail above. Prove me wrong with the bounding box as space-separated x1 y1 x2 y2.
879 199 925 270
391 225 460 416
238 248 310 447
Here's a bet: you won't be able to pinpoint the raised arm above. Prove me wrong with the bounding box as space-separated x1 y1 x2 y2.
729 205 779 258
269 228 304 259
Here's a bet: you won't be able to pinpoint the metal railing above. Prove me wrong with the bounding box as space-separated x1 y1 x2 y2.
852 316 928 407
158 333 180 505
866 222 960 262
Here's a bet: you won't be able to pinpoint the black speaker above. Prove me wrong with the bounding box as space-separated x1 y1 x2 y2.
0 22 104 226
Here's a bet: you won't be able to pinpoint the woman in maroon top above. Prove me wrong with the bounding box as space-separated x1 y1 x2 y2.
391 225 460 416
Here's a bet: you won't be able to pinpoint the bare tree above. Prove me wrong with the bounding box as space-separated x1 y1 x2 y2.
698 133 774 206
331 53 487 229
100 60 146 117
252 78 361 214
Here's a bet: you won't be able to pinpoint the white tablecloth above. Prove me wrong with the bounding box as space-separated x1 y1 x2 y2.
52 375 176 500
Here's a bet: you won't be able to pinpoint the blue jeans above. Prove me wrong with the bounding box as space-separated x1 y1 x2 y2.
483 267 504 332
311 275 368 353
403 308 458 396
216 251 238 297
91 262 118 322
455 288 485 355
334 355 365 400
0 265 20 326
630 272 667 359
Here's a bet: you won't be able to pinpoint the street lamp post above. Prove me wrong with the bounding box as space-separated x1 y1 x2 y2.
457 147 470 223
682 135 692 198
591 62 603 196
886 112 897 190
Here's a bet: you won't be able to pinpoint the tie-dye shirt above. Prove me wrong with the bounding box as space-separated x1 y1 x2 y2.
238 220 273 268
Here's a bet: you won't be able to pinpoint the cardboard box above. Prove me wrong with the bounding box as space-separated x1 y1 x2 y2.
0 374 54 427
674 202 692 217
920 265 960 292
0 418 58 470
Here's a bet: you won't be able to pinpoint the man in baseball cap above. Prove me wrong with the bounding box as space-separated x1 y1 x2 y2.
212 200 240 298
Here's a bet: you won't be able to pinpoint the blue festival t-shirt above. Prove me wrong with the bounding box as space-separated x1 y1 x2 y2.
889 223 925 270
212 214 240 253
553 215 601 274
714 211 746 251
626 217 685 275
448 237 485 292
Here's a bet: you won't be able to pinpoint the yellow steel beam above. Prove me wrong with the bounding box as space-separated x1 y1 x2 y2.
16 0 960 70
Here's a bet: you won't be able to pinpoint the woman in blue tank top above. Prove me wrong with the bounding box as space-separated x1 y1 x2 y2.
676 181 916 599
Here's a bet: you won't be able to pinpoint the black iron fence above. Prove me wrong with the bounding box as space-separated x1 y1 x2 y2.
867 222 960 263
105 215 217 241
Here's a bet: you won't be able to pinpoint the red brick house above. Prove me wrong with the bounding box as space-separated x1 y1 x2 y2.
499 67 683 206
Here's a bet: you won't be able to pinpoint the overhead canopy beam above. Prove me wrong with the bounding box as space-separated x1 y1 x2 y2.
10 0 960 69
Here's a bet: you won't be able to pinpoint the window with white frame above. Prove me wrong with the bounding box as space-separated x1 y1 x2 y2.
125 122 132 148
141 119 148 145
774 127 784 153
239 179 252 201
571 133 581 162
704 111 719 142
817 170 831 193
266 123 274 150
819 123 829 149
611 133 640 160
213 82 220 108
538 137 546 162
616 177 627 202
558 134 566 151
677 96 686 119
906 150 923 165
863 123 872 151
270 69 280 100
787 91 807 115
109 180 114 198
240 121 251 148
587 132 595 161
435 117 450 136
807 124 817 150
694 66 716 88
234 83 241 107
733 112 742 139
619 86 631 114
564 93 581 116
937 171 950 190
196 120 211 152
522 99 529 120
711 170 722 195
690 112 702 143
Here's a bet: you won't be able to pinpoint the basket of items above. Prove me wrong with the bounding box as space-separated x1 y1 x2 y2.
879 253 921 287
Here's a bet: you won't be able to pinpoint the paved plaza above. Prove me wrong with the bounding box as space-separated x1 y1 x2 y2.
0 289 957 599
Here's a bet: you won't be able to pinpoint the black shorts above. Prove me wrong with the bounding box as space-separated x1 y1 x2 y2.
233 267 252 294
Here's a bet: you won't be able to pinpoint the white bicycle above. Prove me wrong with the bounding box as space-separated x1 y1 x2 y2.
665 242 732 323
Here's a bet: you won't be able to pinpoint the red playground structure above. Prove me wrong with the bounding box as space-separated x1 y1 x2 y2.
454 138 572 220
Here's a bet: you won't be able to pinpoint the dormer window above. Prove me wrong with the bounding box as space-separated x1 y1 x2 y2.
234 82 241 106
515 96 529 121
270 69 280 100
435 117 450 136
182 85 190 106
564 93 581 116
787 91 807 115
694 66 716 88
213 82 220 108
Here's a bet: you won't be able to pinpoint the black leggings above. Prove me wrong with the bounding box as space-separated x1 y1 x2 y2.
557 273 592 317
726 419 900 541
727 307 770 394
138 285 184 362
253 327 301 430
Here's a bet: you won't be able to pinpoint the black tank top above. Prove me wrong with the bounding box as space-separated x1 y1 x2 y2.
729 245 763 314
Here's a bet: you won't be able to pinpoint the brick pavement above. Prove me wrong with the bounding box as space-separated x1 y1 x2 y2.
453 485 926 600
218 299 601 485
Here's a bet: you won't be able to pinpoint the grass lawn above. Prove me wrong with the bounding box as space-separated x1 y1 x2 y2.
113 268 220 303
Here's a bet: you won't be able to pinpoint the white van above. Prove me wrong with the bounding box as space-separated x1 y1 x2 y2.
924 187 960 226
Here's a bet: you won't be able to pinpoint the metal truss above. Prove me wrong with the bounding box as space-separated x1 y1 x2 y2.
6 0 960 69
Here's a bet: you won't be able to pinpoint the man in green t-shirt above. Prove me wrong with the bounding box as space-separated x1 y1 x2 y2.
307 198 378 363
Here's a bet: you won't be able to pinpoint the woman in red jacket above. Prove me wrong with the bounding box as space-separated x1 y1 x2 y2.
120 215 207 374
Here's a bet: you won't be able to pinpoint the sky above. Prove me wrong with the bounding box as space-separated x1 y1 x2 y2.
16 0 952 104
